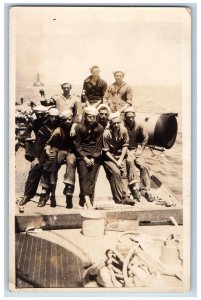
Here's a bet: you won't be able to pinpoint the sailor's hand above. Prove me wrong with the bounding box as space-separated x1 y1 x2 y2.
90 158 94 166
81 89 86 96
31 158 39 168
84 157 93 167
135 150 142 157
116 158 123 169
70 123 77 137
46 147 57 160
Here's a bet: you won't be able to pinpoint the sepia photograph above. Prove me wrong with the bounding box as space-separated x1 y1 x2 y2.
9 6 191 292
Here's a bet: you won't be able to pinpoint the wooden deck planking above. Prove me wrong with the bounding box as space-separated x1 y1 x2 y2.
15 227 183 289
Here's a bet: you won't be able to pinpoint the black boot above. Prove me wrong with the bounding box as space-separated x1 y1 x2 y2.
63 184 74 208
50 195 57 207
66 195 73 209
145 191 153 202
129 184 141 202
19 195 32 206
37 193 49 207
63 185 67 195
132 188 141 201
122 196 135 206
63 184 74 196
79 194 85 207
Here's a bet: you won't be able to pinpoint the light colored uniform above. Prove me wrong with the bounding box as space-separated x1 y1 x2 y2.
104 82 132 112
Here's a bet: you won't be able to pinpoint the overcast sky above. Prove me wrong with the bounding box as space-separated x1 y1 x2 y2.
12 7 190 87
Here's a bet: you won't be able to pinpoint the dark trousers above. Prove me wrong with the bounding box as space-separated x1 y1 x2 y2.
77 159 101 197
24 164 43 198
102 160 125 203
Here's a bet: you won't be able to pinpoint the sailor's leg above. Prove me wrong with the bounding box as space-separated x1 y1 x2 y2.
37 170 51 207
126 155 141 201
135 157 153 202
103 160 124 203
77 159 89 207
63 153 76 208
135 157 151 190
20 164 43 205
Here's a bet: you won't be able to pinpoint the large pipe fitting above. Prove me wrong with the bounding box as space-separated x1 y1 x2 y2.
135 113 178 149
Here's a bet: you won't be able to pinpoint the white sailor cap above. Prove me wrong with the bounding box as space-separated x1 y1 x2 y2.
48 108 59 116
33 105 48 113
84 106 99 116
108 111 121 121
97 104 111 114
124 106 136 115
59 110 73 120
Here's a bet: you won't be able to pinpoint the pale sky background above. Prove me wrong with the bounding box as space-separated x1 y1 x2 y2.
12 7 190 87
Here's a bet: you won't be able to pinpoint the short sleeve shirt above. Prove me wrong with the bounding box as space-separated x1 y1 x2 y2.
103 125 129 156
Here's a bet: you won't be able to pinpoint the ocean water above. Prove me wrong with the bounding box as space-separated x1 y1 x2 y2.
16 84 183 200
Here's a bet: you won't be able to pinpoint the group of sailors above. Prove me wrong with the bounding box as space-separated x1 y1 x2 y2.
18 66 153 209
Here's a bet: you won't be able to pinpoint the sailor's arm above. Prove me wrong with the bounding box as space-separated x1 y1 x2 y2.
117 128 129 163
118 86 133 113
103 86 110 105
73 126 86 159
40 97 56 107
39 90 56 106
103 131 121 168
136 125 149 155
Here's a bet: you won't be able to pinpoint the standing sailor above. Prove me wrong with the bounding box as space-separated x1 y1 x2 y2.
104 70 132 113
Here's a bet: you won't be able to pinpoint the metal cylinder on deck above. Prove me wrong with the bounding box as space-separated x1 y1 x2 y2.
135 112 178 149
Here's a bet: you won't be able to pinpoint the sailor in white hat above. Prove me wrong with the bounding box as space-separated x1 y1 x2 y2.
123 106 153 202
102 110 135 205
33 104 48 114
83 106 99 116
19 107 60 208
41 109 77 209
73 105 104 209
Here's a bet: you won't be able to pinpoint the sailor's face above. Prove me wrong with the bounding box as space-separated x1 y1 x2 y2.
86 114 96 125
111 117 121 131
36 112 45 119
48 115 59 126
125 112 135 126
99 109 109 122
64 117 73 127
91 68 100 77
114 72 124 84
62 84 71 93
